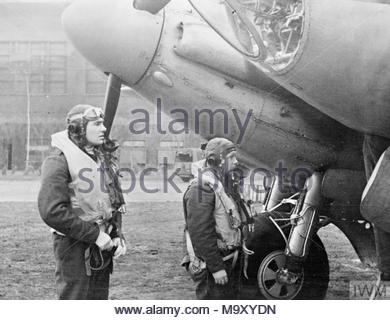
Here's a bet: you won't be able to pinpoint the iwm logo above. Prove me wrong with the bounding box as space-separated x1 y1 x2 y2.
349 281 390 300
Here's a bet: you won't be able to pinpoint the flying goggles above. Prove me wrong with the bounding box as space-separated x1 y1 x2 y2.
67 107 104 123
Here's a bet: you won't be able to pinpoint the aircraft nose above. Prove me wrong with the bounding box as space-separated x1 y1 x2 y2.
62 0 163 85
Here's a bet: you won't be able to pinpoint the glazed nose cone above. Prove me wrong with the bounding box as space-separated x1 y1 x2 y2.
62 0 163 85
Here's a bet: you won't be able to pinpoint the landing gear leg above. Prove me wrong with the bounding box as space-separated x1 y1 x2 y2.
256 172 328 299
281 172 322 280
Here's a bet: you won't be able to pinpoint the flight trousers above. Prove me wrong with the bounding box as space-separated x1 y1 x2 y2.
52 233 111 300
195 252 242 300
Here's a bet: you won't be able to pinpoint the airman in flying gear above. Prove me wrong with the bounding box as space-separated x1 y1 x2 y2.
181 137 255 299
38 104 127 300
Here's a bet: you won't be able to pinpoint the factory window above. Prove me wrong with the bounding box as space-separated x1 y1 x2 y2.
123 140 146 147
0 41 67 95
159 141 184 148
85 61 107 94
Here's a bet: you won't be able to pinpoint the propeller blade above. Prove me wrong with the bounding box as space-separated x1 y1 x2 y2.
103 73 122 137
133 0 171 14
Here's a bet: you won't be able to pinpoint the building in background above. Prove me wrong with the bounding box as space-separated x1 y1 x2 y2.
0 0 203 173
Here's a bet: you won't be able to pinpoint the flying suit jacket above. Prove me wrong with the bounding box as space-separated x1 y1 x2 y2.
38 148 101 244
183 181 226 274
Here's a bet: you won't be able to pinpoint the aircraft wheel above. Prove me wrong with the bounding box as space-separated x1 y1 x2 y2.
257 238 329 300
245 214 329 299
258 250 303 299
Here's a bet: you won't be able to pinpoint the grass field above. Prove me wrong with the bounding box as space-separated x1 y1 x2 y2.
0 201 377 300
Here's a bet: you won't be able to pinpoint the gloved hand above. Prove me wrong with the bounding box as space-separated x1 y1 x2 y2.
112 237 127 259
212 269 228 285
95 230 114 251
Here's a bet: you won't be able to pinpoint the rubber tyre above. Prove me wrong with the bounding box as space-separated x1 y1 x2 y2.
245 214 329 300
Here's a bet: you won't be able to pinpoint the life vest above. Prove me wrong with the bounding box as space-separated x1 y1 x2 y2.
195 170 242 250
51 130 113 224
